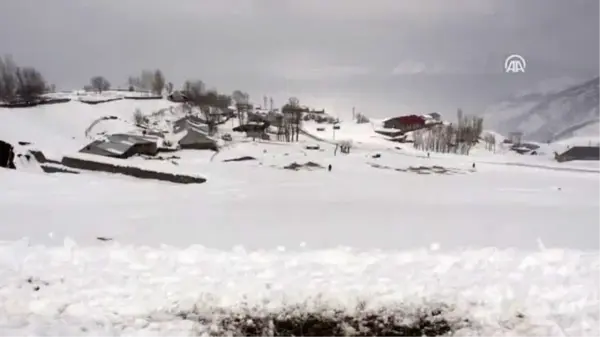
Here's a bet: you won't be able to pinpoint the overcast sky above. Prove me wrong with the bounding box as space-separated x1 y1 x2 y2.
0 0 598 117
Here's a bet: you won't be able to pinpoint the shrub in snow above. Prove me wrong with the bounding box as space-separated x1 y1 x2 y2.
355 112 370 124
89 76 111 93
133 108 146 126
336 140 353 155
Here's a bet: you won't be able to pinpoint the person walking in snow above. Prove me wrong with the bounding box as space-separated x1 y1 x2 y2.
328 164 332 172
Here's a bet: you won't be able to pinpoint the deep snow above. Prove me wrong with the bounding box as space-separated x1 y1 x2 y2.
0 93 598 335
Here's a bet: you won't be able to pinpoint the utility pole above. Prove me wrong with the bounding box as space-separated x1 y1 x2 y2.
333 123 337 141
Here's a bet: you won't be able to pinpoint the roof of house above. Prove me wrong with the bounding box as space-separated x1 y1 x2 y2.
559 146 600 160
108 133 156 144
79 133 157 157
384 115 427 125
179 130 210 144
80 140 133 157
511 143 540 151
173 116 209 134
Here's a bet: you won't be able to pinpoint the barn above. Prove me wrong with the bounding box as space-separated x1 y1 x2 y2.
555 146 600 162
382 115 428 132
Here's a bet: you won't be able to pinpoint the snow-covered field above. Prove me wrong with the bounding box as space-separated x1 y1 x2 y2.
0 94 598 335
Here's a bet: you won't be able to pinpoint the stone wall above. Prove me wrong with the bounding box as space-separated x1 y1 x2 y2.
61 156 206 184
124 96 163 100
0 98 71 108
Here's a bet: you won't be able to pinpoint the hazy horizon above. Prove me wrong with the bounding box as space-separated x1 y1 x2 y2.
0 0 598 118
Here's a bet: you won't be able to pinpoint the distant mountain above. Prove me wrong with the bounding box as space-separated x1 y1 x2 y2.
482 77 599 142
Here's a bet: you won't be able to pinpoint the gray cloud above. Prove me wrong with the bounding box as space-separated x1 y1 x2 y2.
0 0 597 117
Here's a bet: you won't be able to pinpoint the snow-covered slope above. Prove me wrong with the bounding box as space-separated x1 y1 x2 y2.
483 77 600 142
551 118 599 142
0 94 598 336
0 92 180 155
301 120 392 148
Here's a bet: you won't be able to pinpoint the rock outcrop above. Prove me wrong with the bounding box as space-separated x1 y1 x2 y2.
0 140 16 169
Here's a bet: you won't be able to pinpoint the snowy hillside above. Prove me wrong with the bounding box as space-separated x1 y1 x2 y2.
551 118 599 142
0 92 179 154
0 96 599 335
483 77 600 142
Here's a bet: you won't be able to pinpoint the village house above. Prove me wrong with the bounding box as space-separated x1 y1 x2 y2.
382 115 428 132
555 146 600 162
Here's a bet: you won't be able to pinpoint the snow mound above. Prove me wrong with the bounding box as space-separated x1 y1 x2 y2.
0 241 596 336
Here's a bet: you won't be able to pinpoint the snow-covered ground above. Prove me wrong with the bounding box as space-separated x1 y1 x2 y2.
0 95 598 335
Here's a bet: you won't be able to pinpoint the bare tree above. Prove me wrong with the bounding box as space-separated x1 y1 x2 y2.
132 108 146 126
281 97 305 142
128 70 157 91
232 90 249 104
16 67 46 102
355 112 370 124
0 55 18 102
232 90 250 123
152 69 165 95
183 80 233 135
165 82 174 94
90 76 110 93
483 133 496 152
127 76 140 90
413 111 484 155
338 139 353 154
140 70 154 91
183 80 205 104
0 57 7 101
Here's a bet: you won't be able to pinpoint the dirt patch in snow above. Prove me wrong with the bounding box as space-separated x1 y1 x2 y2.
368 163 472 175
223 156 257 162
175 303 469 336
283 161 323 171
78 97 123 105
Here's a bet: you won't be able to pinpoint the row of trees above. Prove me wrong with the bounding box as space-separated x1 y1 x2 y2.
181 79 235 135
0 55 48 103
280 97 305 142
87 69 171 95
127 70 170 95
413 109 484 155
